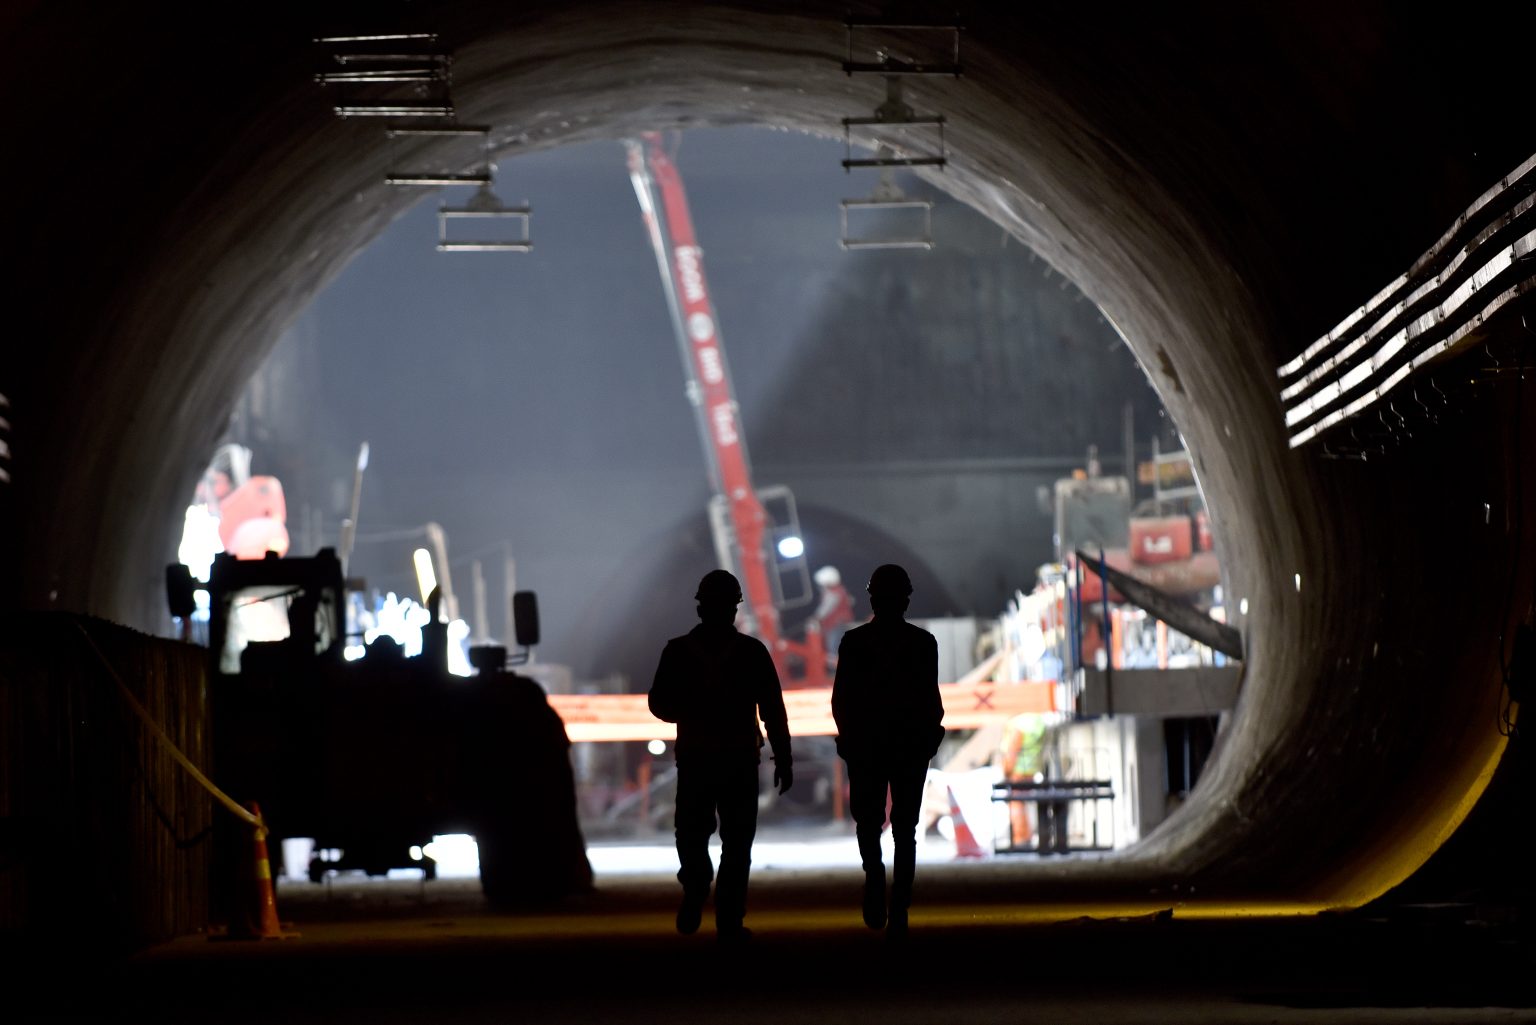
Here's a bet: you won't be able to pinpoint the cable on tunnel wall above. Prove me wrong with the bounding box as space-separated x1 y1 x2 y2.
74 620 263 835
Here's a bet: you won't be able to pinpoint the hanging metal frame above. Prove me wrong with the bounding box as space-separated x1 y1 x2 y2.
839 157 934 250
315 32 455 119
843 17 964 77
842 76 947 170
437 183 532 252
836 41 952 249
384 124 494 187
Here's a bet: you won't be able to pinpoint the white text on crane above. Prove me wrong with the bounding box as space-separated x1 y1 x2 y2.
712 403 739 446
697 345 725 384
676 246 706 304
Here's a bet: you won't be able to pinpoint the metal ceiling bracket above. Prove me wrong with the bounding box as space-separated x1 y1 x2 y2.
844 17 963 76
383 125 493 187
839 168 933 250
437 184 532 252
315 31 455 119
842 76 948 170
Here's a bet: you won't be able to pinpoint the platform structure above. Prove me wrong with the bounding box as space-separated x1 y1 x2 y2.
991 778 1116 855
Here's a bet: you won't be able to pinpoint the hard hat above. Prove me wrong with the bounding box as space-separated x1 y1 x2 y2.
814 565 841 587
866 564 913 597
695 569 743 604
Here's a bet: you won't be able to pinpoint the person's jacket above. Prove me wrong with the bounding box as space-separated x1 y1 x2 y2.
649 623 791 768
832 617 944 763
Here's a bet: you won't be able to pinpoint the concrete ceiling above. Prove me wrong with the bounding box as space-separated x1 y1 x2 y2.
5 1 1535 908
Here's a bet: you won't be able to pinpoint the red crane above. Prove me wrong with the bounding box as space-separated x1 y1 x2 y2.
626 131 830 687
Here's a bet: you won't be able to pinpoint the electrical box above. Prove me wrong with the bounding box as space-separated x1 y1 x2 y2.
1053 476 1130 563
1129 516 1192 565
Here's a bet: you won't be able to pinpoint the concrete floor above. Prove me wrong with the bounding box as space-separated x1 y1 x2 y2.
19 851 1536 1025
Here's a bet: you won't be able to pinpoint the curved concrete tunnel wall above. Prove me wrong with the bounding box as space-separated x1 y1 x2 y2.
6 3 1534 907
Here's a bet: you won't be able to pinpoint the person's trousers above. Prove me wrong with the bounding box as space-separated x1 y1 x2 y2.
674 759 761 927
845 754 928 909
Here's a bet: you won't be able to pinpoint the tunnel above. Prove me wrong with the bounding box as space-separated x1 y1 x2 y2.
4 0 1536 939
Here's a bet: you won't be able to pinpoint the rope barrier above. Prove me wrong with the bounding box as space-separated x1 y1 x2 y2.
74 621 262 835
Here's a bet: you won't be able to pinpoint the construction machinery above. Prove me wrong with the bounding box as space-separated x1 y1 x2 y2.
167 547 592 910
625 131 832 687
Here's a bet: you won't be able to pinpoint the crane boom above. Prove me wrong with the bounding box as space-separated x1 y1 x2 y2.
625 132 786 668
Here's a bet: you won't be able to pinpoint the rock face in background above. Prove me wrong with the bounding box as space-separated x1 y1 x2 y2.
227 128 1164 689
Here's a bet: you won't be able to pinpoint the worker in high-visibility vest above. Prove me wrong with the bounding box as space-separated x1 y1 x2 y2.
997 712 1047 848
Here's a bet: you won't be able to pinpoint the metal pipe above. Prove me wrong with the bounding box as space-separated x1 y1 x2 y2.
472 559 487 643
424 521 457 622
338 441 368 574
1099 547 1113 716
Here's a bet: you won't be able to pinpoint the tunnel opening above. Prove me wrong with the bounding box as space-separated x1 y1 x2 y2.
189 123 1221 887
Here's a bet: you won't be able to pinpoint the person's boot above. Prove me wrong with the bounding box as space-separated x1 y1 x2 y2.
888 843 914 939
715 919 753 945
676 888 707 935
862 865 887 930
886 903 909 941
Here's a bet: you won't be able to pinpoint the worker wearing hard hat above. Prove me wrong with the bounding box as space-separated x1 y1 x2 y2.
812 565 855 654
832 563 945 939
648 569 793 943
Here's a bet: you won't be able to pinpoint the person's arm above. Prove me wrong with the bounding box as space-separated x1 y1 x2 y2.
647 641 683 723
925 631 945 757
755 643 793 793
831 632 852 735
831 632 857 760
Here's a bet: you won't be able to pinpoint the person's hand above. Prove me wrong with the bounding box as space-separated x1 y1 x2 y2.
773 762 793 794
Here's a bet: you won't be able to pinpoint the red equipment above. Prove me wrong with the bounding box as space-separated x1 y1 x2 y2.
1128 515 1192 565
216 475 290 560
626 132 828 686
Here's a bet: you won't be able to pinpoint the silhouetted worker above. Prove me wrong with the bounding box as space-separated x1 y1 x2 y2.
832 563 945 938
648 569 793 943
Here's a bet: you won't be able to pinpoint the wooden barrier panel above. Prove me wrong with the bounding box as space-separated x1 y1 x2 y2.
0 613 211 956
548 680 1056 743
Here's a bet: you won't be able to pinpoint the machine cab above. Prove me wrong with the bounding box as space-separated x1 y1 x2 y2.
195 548 346 676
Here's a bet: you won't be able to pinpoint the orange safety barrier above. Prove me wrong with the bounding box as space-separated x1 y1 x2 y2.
547 679 1057 743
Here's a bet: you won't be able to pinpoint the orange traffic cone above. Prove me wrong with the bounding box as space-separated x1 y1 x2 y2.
946 786 987 860
223 803 295 940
